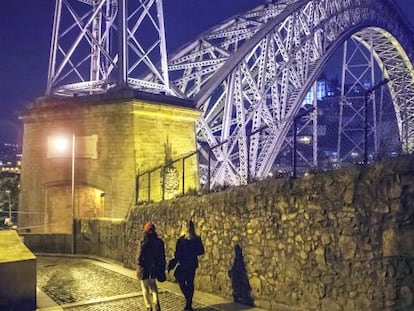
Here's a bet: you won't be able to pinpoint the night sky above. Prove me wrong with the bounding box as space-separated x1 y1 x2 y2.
0 0 412 143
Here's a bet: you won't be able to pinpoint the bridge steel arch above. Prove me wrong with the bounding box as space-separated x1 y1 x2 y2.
164 0 414 188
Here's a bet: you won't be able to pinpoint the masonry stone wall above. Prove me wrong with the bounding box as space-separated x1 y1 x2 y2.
77 218 126 262
78 155 414 310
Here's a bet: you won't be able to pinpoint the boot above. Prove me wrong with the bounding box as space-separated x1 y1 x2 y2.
155 302 161 311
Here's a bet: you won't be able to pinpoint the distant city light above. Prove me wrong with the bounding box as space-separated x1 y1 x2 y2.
298 136 311 144
0 143 22 174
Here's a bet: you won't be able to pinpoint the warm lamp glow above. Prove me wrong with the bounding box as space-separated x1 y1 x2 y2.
52 136 70 153
47 135 71 158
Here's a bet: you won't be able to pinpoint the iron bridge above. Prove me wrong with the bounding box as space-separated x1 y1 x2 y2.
47 0 414 188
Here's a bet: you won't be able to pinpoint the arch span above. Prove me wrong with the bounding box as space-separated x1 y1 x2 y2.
164 0 414 187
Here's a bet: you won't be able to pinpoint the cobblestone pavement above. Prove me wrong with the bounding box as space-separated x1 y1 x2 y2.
37 256 219 311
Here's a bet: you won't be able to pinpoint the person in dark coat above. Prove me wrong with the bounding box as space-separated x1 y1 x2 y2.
169 220 205 311
137 222 166 311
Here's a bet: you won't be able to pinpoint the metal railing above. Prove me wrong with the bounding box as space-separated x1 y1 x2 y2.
135 151 199 204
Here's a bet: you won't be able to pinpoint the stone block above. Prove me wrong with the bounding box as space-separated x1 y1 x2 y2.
383 228 414 257
0 230 36 311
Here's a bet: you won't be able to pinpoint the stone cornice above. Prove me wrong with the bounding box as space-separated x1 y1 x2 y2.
19 89 200 123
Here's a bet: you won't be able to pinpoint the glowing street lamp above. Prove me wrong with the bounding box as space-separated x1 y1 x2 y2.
49 136 70 154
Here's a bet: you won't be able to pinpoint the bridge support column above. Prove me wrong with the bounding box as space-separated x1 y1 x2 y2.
18 90 200 233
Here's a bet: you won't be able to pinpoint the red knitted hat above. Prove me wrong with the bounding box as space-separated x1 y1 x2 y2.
144 222 155 232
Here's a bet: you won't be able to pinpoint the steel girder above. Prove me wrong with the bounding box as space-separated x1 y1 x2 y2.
337 36 378 164
47 0 171 96
352 28 414 152
164 0 414 187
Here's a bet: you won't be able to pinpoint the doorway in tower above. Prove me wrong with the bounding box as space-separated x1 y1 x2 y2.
45 185 105 233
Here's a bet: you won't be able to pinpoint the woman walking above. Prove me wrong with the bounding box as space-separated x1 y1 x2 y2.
170 220 205 311
137 222 166 311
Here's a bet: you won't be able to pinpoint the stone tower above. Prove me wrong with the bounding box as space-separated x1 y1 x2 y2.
18 90 200 233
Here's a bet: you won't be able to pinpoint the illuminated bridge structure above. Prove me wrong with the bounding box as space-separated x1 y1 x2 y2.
47 0 414 188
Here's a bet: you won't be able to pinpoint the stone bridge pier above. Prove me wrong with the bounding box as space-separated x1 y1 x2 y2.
18 90 200 233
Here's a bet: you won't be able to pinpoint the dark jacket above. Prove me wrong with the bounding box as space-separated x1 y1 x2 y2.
137 232 166 280
174 235 205 270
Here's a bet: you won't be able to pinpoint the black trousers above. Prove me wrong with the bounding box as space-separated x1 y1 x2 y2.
177 267 197 307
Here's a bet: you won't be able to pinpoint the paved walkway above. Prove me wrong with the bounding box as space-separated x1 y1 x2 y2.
36 254 269 311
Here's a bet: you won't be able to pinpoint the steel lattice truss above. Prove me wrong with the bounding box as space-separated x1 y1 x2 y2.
337 36 378 164
47 0 170 96
164 0 414 187
48 0 414 188
352 28 414 151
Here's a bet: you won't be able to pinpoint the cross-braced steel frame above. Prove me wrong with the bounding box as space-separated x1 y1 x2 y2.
337 36 379 165
47 0 414 189
47 0 171 96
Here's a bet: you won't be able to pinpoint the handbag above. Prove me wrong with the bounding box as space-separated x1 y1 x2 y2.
157 269 166 282
173 264 185 283
167 257 178 272
156 261 166 282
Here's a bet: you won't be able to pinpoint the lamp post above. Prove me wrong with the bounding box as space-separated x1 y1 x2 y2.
293 107 315 178
71 132 76 254
49 134 76 254
363 79 389 164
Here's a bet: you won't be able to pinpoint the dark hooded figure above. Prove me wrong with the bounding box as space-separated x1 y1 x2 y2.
137 222 166 311
170 220 204 311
